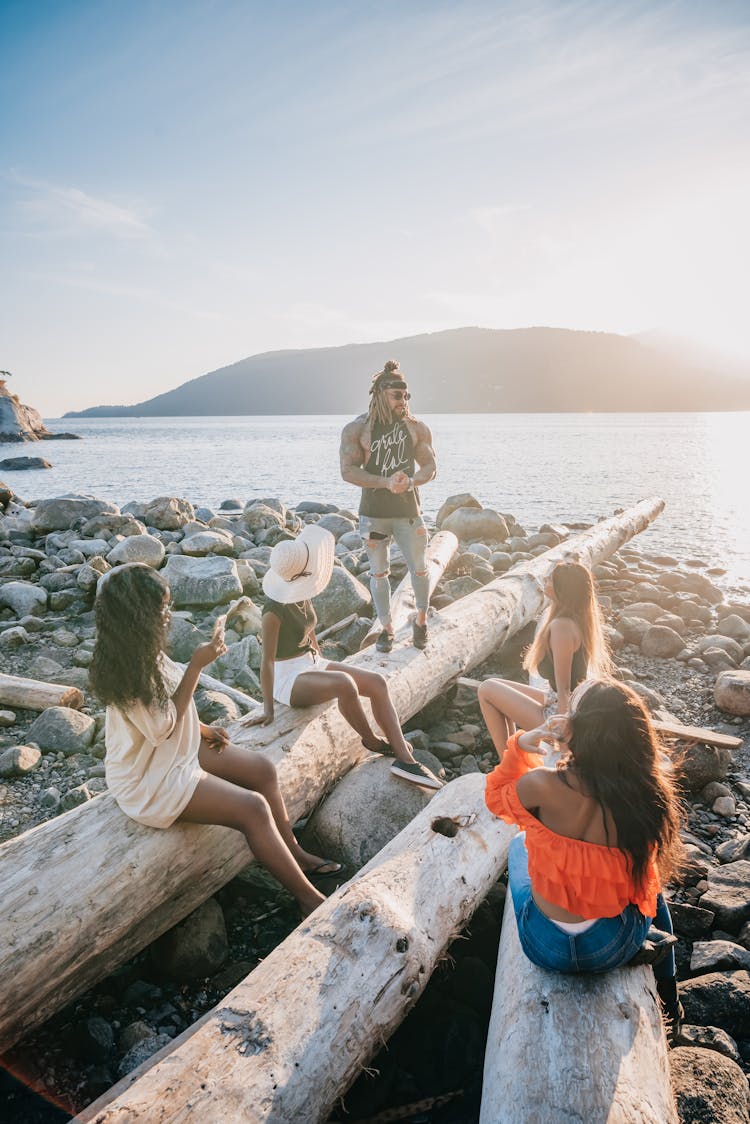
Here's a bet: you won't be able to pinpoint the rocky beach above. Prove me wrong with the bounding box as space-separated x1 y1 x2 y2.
1 484 750 1123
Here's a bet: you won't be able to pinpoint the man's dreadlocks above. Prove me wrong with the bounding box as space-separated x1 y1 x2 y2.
367 359 411 427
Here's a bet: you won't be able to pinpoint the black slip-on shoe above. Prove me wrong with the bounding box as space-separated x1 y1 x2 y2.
364 738 395 757
375 630 394 653
412 620 428 650
391 760 443 790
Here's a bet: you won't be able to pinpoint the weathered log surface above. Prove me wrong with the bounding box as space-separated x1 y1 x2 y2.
0 498 664 1052
0 672 83 711
360 529 458 647
480 889 677 1124
78 776 514 1124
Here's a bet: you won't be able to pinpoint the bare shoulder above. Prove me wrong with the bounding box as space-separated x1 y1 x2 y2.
549 616 581 645
516 766 559 809
340 415 368 458
410 416 433 444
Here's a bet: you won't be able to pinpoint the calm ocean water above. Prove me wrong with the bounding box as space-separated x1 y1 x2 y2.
13 412 749 592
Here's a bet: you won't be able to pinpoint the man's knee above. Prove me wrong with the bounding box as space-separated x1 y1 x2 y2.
372 569 390 580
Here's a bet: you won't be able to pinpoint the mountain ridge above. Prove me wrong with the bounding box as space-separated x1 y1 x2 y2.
65 326 750 416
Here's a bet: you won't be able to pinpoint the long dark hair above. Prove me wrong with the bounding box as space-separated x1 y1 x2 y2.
524 561 612 679
559 679 683 890
89 563 170 708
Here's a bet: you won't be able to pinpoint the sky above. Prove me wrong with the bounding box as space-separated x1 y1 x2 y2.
2 0 750 416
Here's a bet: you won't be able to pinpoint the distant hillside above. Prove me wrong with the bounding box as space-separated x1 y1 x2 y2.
65 326 750 416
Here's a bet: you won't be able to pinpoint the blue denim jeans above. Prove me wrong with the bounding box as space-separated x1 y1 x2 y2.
359 514 429 626
507 833 675 980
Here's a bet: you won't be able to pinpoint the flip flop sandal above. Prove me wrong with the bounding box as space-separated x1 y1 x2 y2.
364 739 395 757
306 860 344 878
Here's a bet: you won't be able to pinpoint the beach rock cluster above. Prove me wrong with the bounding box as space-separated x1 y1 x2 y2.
1 487 749 1119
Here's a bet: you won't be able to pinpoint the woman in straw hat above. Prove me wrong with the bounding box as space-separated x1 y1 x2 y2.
251 523 442 791
90 562 330 914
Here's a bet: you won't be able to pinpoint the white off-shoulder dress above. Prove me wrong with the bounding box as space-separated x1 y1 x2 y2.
104 655 205 828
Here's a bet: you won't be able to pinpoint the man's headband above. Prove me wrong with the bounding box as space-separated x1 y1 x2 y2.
377 378 408 392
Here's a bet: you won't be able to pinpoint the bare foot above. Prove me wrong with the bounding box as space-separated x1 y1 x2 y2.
299 889 326 918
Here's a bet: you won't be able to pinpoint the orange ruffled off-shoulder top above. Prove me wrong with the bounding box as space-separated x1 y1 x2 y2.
485 732 660 920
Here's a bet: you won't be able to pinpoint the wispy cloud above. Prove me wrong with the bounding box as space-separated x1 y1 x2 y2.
6 172 153 239
27 269 225 321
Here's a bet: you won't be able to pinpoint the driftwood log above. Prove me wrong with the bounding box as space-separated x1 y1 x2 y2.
78 775 514 1123
480 889 677 1123
359 529 458 647
0 672 83 711
0 498 664 1052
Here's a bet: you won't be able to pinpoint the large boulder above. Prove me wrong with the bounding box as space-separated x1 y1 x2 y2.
679 971 750 1037
719 614 750 643
107 534 165 568
441 506 509 543
311 566 371 629
30 494 119 533
180 530 234 557
143 497 194 531
26 707 96 754
677 742 731 792
0 456 52 470
436 493 482 529
161 555 242 608
242 503 285 536
697 635 745 664
699 861 750 931
302 755 436 870
714 670 750 717
81 512 147 539
690 940 750 974
316 513 356 540
669 1047 750 1124
0 580 47 616
150 897 228 980
640 624 684 658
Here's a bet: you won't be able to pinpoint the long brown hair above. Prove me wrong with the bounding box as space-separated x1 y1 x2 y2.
524 561 611 678
90 563 170 708
559 679 684 888
367 359 413 427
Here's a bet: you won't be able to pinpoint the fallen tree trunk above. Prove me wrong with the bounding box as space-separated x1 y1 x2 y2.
0 498 664 1052
0 672 83 711
480 889 677 1123
359 529 458 648
78 775 514 1124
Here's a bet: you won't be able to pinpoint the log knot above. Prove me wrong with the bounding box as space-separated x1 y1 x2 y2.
218 1007 273 1056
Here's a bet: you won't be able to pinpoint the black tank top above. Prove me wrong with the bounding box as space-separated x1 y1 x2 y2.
359 418 420 518
538 644 588 692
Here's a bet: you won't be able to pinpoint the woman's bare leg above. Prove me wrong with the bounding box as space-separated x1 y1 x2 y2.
179 770 325 917
324 662 414 761
478 678 546 759
198 740 338 875
290 670 377 745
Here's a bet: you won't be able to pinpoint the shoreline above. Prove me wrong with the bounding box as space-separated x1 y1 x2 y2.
1 488 749 1121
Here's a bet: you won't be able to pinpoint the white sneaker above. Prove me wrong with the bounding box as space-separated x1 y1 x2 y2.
391 760 443 790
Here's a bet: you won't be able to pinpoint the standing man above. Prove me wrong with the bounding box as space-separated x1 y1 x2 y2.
340 359 437 653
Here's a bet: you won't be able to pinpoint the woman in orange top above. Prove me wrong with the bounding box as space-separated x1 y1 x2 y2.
484 679 683 1034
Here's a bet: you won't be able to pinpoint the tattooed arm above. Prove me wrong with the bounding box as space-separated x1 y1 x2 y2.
340 417 404 490
411 420 437 487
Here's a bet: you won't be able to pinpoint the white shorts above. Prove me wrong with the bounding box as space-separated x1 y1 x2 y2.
273 650 330 706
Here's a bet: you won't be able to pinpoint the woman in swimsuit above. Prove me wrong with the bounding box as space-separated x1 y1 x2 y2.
478 561 611 755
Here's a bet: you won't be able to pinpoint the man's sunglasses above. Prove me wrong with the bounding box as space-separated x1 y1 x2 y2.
386 390 411 401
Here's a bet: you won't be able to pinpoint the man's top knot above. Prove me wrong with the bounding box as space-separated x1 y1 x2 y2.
383 359 400 375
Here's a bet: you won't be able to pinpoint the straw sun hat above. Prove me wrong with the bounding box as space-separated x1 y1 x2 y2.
262 524 335 604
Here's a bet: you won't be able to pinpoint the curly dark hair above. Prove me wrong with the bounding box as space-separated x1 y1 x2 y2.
558 679 684 891
89 563 170 708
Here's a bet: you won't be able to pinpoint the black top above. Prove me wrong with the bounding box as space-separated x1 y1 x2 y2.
262 598 317 660
359 418 420 518
538 644 588 693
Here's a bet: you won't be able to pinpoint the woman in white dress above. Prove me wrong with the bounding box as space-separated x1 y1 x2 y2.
90 563 336 917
